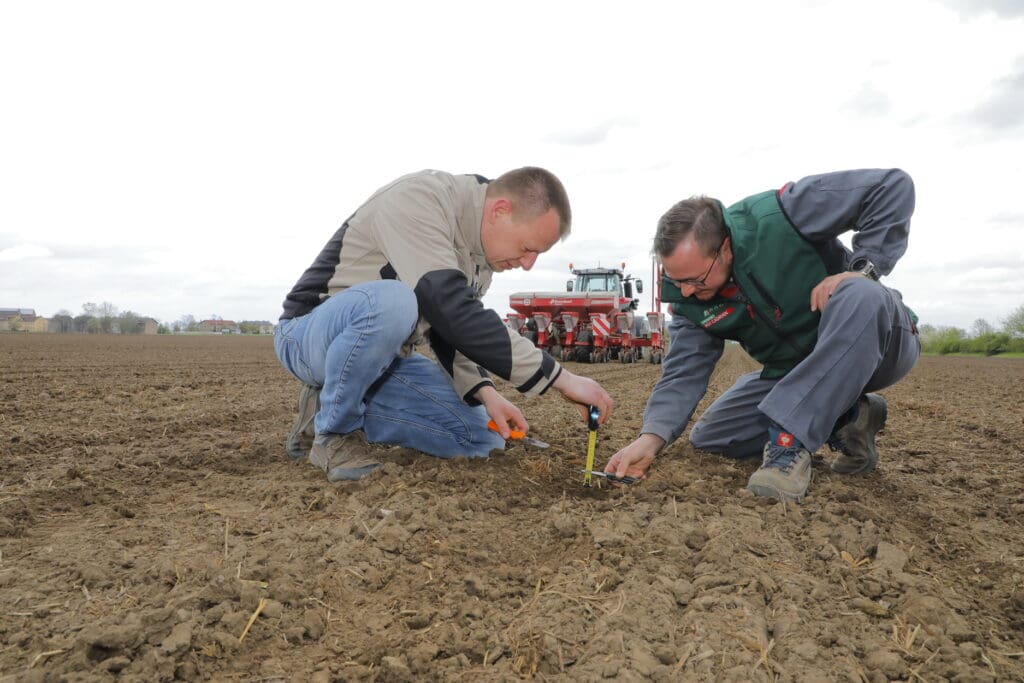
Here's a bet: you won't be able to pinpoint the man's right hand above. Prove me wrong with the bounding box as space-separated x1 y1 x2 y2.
605 433 665 480
552 369 614 425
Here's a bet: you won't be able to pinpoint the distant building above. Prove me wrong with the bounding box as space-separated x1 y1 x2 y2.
128 317 159 335
199 319 240 334
0 308 36 322
0 308 37 332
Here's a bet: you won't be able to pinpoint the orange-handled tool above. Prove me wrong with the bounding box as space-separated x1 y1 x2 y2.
487 420 549 448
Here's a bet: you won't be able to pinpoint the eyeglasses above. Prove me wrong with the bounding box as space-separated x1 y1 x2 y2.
664 238 725 289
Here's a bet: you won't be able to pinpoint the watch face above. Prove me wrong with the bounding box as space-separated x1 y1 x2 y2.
851 258 878 280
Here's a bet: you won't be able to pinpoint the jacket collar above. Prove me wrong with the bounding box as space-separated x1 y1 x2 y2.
455 174 489 267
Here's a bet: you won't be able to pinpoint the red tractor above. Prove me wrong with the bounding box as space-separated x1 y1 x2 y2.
507 263 667 363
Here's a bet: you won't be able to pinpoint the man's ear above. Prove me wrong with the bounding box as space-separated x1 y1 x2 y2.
489 197 512 220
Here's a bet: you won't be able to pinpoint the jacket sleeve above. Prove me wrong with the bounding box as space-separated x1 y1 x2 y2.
640 314 724 446
419 269 561 400
369 179 562 400
777 168 915 276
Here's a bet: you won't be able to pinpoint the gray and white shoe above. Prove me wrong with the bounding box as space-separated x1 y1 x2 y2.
828 394 887 475
308 432 381 482
747 441 812 502
286 383 320 460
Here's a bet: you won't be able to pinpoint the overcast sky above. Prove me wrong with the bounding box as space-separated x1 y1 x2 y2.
2 0 1022 330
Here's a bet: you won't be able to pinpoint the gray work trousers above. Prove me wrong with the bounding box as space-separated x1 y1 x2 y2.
688 277 920 457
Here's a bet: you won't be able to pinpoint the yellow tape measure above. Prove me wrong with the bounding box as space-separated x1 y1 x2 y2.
583 405 600 486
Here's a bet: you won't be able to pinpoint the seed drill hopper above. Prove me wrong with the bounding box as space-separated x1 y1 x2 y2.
507 263 666 363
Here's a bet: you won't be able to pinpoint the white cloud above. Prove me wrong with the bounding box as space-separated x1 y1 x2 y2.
938 0 1024 19
842 83 894 119
962 55 1024 135
0 244 52 262
1 0 1023 331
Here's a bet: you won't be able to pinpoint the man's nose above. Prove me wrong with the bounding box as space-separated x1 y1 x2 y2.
520 253 539 271
679 283 698 297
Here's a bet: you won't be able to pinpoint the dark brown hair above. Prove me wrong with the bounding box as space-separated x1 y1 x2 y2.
652 196 726 258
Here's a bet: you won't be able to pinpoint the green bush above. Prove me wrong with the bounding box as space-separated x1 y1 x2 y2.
921 326 967 354
966 332 1010 356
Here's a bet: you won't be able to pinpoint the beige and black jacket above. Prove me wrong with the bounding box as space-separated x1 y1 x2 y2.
280 170 562 403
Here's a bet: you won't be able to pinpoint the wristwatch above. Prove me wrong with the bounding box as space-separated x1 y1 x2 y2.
850 257 880 281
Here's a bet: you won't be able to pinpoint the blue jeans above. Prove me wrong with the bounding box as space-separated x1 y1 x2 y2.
274 280 503 458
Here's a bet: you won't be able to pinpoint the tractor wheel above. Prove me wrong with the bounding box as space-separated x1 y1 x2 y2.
641 346 652 363
550 344 562 360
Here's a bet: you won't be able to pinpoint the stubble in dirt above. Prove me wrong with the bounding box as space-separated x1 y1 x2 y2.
1 334 1022 681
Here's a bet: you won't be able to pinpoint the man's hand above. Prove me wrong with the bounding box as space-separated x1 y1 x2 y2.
605 433 664 481
810 271 865 312
552 369 614 424
474 385 527 438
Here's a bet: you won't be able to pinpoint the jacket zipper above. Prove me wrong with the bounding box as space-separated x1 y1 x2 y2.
746 272 783 321
739 273 812 356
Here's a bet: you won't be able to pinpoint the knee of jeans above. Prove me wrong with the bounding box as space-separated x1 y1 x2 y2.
274 334 314 383
475 430 506 458
371 280 419 333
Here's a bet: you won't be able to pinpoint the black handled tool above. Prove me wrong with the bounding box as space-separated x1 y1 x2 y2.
580 469 640 485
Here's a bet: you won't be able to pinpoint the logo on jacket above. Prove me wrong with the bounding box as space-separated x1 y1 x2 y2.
701 304 735 328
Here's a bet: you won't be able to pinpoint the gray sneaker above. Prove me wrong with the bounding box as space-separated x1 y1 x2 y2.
747 441 812 502
308 432 381 482
286 384 320 460
828 394 887 475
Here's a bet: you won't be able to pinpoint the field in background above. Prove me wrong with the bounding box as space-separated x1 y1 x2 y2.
2 334 1022 681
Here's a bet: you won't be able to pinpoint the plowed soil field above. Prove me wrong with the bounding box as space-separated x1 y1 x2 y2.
1 334 1022 682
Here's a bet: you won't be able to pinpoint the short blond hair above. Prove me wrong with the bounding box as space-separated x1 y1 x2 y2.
487 167 572 239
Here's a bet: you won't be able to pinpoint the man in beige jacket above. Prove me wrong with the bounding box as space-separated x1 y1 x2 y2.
275 167 613 481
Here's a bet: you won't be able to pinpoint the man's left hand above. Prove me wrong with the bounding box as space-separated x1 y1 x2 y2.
475 385 528 438
810 271 865 312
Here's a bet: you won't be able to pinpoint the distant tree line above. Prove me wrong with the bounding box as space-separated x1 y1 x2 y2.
168 314 268 334
919 304 1024 356
171 314 200 333
49 302 153 334
46 304 271 335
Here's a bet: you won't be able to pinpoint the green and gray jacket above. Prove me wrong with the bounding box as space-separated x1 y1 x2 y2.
641 168 917 448
662 189 827 380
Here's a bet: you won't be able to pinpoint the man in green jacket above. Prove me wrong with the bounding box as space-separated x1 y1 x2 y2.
605 169 920 502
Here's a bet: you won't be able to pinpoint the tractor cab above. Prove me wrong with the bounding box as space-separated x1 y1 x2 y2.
566 265 642 308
